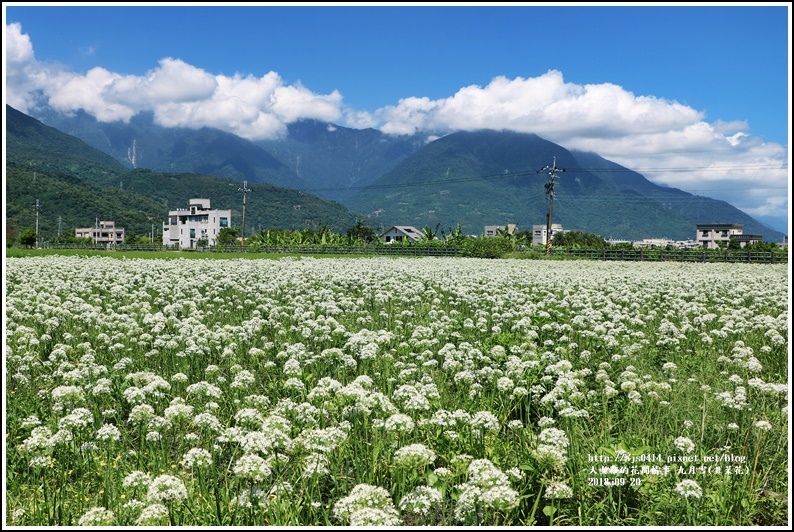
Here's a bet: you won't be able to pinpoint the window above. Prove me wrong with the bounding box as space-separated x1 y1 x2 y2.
220 217 228 228
190 229 196 238
701 231 709 237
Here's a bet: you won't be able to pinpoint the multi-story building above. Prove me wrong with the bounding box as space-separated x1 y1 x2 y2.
162 199 231 249
484 224 517 238
730 233 764 248
696 223 743 249
532 224 563 246
75 220 125 245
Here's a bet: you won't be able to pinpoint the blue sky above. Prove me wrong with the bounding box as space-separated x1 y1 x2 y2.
3 2 791 234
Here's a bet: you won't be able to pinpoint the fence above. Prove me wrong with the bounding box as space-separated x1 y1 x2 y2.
39 243 463 257
40 243 175 252
37 243 787 263
539 248 787 264
217 245 464 257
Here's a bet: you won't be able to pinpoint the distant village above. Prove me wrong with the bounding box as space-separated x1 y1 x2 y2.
69 197 786 251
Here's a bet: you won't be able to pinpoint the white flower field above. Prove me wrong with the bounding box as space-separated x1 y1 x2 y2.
4 255 789 526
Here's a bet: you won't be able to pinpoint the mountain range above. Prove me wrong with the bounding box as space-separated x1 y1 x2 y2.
5 106 360 241
6 104 786 243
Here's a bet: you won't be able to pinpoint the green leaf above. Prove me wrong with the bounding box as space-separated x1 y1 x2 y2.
598 446 617 458
631 445 651 456
543 505 556 518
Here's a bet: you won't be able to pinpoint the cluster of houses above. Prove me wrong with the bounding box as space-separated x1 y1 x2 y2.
375 221 768 250
78 197 776 250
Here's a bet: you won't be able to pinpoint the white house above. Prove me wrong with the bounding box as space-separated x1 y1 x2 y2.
532 224 564 246
379 225 422 244
162 198 232 249
484 224 517 238
75 220 125 245
696 223 743 249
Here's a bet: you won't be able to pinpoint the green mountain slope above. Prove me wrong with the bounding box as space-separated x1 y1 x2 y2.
344 130 785 241
256 119 429 201
567 150 782 240
5 106 363 241
23 105 786 242
5 161 171 242
32 108 309 190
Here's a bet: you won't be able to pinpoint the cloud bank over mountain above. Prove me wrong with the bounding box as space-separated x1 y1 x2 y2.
4 21 788 231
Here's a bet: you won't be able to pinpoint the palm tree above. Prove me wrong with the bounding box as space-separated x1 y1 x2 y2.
441 223 465 245
420 223 441 242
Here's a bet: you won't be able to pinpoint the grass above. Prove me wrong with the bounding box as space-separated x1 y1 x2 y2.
4 247 375 260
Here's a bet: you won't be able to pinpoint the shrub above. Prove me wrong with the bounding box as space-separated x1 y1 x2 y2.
461 237 515 258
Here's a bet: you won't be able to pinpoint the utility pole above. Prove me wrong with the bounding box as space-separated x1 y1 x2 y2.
539 157 564 254
237 180 252 248
138 210 159 245
58 216 62 237
34 200 41 248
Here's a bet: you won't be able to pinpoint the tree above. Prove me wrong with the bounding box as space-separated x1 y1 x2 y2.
125 231 140 245
19 228 38 248
514 229 533 247
552 230 607 249
496 222 518 248
217 227 240 247
346 220 378 244
6 224 19 247
727 237 742 251
746 240 779 252
461 236 514 258
420 223 441 242
441 223 466 246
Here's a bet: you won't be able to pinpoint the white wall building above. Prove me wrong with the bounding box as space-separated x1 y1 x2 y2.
484 224 517 238
379 225 422 244
162 198 231 249
696 223 743 249
532 224 563 246
75 220 125 245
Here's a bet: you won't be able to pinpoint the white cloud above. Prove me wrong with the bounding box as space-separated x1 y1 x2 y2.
4 23 344 138
376 70 704 141
106 58 218 108
370 70 787 225
5 22 34 65
44 67 136 122
4 22 788 228
343 108 378 129
4 21 44 112
269 83 343 124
